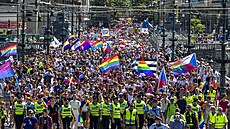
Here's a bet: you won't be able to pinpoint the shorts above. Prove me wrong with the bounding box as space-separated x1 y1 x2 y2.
82 112 87 121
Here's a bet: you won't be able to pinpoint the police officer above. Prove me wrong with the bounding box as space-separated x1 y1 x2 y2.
170 112 186 129
148 99 162 127
13 95 25 129
123 103 139 129
207 86 217 103
192 98 201 121
184 104 199 129
110 96 121 129
211 107 228 129
207 106 216 129
119 93 128 117
34 94 47 119
100 96 110 129
59 100 73 129
88 96 101 129
149 116 169 129
133 94 146 129
0 96 6 129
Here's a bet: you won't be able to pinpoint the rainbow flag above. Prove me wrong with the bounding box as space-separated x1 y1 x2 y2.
62 40 70 52
170 53 197 76
137 58 155 76
103 43 112 57
99 53 120 73
199 81 209 93
199 118 205 129
28 56 35 62
158 67 167 88
0 44 17 56
67 34 78 44
80 39 91 53
91 39 103 50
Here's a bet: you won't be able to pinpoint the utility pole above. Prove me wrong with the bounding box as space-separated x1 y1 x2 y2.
16 0 19 40
185 0 194 55
160 0 167 49
21 0 25 62
216 0 230 95
35 0 40 34
46 0 51 54
169 1 177 61
61 0 66 44
71 0 74 34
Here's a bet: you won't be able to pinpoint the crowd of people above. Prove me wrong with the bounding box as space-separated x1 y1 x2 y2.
0 20 229 129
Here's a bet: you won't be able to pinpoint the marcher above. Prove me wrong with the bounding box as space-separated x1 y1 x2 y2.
211 107 228 129
100 96 110 129
133 94 146 129
38 109 53 129
184 104 199 129
88 96 101 129
13 96 25 129
123 103 139 129
110 96 121 129
35 94 47 119
0 96 6 129
59 100 73 129
22 109 38 129
70 94 81 129
149 116 169 129
170 112 186 129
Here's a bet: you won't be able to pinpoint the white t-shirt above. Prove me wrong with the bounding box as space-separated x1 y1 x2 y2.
70 100 81 111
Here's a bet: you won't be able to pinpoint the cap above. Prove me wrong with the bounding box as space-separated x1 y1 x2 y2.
28 109 34 114
170 97 174 100
155 116 162 121
0 96 3 98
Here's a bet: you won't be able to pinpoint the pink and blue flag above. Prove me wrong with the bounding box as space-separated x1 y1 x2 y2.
158 67 167 88
103 43 112 57
80 39 91 53
0 61 14 79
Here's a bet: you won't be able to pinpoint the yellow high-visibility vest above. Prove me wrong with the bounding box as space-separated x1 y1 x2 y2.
111 103 120 119
14 102 24 115
61 105 72 118
89 103 100 116
125 109 137 125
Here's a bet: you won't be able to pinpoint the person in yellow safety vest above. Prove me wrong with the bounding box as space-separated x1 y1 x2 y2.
211 107 228 129
207 87 217 103
34 94 47 119
13 95 25 129
184 104 199 129
184 91 193 105
134 94 146 129
100 96 110 129
110 96 121 129
206 106 216 129
192 88 204 101
88 96 101 129
123 103 139 129
0 96 6 129
119 93 128 116
59 100 74 129
192 98 202 121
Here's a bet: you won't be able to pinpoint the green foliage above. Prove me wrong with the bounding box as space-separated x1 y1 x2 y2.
191 16 206 33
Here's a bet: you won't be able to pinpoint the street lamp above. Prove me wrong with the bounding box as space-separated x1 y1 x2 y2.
169 0 177 62
160 0 167 49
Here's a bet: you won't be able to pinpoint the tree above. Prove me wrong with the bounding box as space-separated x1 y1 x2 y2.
191 15 206 33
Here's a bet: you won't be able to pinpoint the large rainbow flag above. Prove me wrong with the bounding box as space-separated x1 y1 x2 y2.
170 53 197 76
137 58 155 76
0 44 17 56
99 53 120 73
